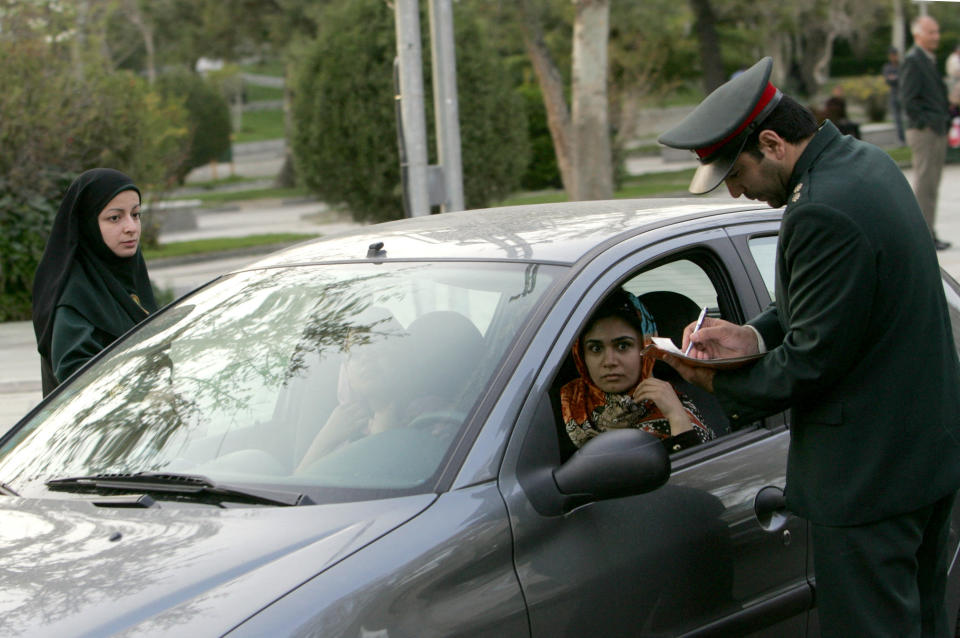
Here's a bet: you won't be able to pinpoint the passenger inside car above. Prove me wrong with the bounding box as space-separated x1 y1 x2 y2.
296 309 484 471
296 309 409 469
560 289 715 453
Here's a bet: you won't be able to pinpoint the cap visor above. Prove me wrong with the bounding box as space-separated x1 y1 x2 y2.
688 132 753 195
689 157 734 195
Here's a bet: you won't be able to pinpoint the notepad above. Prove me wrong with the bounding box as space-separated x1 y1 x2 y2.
644 337 765 370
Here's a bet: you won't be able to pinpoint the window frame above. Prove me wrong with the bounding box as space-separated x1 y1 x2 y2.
537 226 786 469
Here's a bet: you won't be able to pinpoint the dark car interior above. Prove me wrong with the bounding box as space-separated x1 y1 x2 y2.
636 290 731 437
549 289 731 459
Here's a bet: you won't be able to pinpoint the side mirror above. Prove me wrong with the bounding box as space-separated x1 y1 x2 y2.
553 429 670 506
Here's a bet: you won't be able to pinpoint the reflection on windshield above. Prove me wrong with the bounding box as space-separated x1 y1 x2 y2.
0 262 560 502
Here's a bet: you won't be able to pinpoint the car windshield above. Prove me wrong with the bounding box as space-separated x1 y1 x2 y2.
0 261 561 503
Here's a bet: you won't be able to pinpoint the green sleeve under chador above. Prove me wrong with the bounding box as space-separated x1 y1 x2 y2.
49 304 115 384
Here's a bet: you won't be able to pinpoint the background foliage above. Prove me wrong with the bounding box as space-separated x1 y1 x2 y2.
0 32 189 321
155 70 233 183
6 0 960 321
291 0 529 222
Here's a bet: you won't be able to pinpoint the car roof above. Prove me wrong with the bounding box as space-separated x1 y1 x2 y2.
247 198 770 268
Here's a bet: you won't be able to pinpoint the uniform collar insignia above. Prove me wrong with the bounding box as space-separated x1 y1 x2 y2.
791 182 803 202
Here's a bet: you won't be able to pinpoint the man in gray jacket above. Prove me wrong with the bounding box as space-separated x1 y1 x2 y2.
901 15 952 250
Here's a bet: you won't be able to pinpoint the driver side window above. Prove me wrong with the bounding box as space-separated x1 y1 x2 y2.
549 252 750 460
622 258 732 441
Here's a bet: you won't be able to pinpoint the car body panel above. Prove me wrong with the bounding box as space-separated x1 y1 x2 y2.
2 199 959 636
226 483 528 638
492 218 809 636
246 199 756 267
0 494 434 637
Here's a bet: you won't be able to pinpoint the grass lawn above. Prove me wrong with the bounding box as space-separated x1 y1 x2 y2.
162 142 911 261
244 83 284 102
497 145 909 208
496 169 697 207
887 145 911 165
180 175 254 190
144 233 319 261
241 60 285 76
193 186 309 206
233 109 285 143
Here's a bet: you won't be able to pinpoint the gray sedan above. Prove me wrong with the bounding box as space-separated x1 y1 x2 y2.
2 199 959 636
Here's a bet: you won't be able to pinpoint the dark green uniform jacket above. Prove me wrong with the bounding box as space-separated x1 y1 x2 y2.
715 121 960 526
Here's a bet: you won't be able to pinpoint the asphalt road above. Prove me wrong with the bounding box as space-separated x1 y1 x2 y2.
3 159 960 432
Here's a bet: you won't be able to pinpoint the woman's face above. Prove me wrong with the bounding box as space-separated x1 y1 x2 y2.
97 190 142 258
582 316 643 394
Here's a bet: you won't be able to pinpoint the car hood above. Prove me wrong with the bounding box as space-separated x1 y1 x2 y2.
0 493 436 637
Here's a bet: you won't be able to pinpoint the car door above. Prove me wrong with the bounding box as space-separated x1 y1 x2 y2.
498 223 811 637
733 221 960 633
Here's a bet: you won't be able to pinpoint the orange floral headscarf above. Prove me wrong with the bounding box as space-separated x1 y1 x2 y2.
560 333 658 429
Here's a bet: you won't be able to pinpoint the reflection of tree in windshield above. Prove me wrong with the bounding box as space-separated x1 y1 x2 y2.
284 276 405 382
27 350 198 477
7 269 410 483
0 262 558 493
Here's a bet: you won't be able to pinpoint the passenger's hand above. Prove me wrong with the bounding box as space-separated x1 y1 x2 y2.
633 378 691 435
325 402 370 433
681 317 759 360
296 402 371 472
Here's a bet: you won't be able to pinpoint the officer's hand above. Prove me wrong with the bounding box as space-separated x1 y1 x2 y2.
681 318 759 360
661 356 716 393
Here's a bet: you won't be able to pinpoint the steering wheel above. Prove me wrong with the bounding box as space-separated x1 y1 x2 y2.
406 410 467 433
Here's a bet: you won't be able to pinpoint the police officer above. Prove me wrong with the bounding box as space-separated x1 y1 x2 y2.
659 57 960 637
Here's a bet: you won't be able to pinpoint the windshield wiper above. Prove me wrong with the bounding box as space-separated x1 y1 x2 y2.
0 481 19 497
45 472 313 507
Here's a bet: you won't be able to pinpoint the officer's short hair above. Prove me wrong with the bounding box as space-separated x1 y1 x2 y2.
741 95 818 159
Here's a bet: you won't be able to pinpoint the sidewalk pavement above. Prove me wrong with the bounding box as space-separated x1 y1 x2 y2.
4 159 960 432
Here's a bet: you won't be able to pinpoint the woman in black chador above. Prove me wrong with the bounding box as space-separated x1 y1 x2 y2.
32 168 157 396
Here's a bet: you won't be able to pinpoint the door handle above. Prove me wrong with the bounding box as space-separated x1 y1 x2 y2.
754 485 789 532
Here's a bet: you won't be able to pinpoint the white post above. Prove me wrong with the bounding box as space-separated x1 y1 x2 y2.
395 0 431 217
428 0 465 212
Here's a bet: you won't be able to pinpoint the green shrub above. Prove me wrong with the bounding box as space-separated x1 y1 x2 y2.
155 70 233 182
839 75 889 123
518 84 562 191
0 38 189 321
454 8 531 209
292 0 529 222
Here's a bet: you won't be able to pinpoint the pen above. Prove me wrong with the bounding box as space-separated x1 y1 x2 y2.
684 306 708 356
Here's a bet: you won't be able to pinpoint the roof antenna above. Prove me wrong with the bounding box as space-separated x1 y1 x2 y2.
367 242 387 259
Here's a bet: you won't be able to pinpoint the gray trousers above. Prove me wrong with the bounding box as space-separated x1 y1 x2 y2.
906 127 948 237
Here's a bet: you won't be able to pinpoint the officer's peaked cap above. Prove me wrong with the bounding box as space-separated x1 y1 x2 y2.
658 57 782 194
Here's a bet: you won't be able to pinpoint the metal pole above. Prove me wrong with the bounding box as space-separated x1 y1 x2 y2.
395 0 431 217
428 0 465 212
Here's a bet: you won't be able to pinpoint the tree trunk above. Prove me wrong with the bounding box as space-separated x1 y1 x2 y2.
276 59 297 188
571 0 612 201
689 0 725 94
891 0 906 55
72 0 89 80
126 0 156 83
796 27 834 96
517 0 574 198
